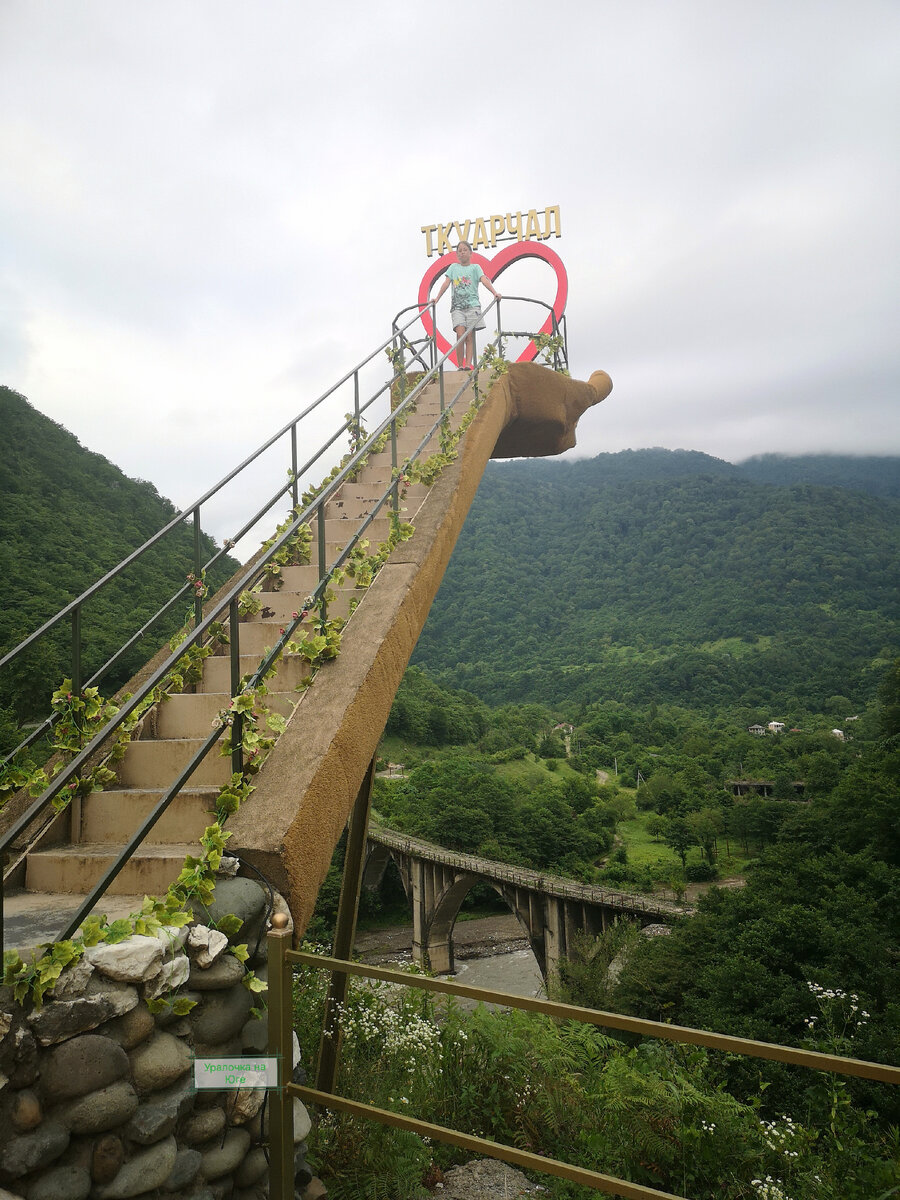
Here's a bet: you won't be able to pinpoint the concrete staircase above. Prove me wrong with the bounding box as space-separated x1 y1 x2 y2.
5 375 472 949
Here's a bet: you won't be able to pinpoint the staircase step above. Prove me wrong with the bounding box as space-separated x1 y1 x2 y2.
308 517 391 545
80 788 219 843
155 691 296 738
229 620 324 659
25 843 198 896
115 739 232 788
202 653 311 694
331 482 429 510
247 590 363 625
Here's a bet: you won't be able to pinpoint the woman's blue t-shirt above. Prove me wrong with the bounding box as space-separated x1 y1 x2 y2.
446 263 483 309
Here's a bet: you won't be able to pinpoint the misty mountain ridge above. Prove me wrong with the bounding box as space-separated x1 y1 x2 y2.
489 447 899 497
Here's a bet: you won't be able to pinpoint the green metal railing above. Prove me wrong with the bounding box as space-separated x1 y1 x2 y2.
266 933 900 1200
0 295 561 954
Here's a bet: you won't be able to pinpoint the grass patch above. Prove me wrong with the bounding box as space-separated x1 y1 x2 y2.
700 635 773 657
617 814 753 878
494 753 583 787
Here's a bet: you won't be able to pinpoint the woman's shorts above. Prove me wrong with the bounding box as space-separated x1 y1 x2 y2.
450 306 486 331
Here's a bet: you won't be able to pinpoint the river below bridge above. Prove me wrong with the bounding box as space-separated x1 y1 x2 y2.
354 912 545 1006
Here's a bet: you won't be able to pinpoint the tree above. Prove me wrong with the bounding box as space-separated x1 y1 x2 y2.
877 658 900 739
663 817 695 870
687 808 723 865
646 813 668 842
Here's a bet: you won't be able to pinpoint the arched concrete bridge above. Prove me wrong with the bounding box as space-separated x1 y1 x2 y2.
364 826 687 980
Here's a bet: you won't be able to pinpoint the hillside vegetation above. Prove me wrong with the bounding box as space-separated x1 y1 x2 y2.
0 387 239 720
412 449 900 713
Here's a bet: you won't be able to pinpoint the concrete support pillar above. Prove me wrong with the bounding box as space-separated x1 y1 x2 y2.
564 900 579 955
544 895 564 981
411 859 428 968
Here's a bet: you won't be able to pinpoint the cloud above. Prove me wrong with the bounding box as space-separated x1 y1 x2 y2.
0 0 897 526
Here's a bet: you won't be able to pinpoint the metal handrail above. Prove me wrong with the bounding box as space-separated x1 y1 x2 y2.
0 307 429 771
265 939 900 1199
1 295 568 952
392 295 569 374
0 350 469 933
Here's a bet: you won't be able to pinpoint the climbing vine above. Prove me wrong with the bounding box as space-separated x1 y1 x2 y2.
1 348 511 1009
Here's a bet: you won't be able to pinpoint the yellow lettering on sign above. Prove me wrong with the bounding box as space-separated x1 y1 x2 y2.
505 212 523 241
525 209 542 240
471 217 489 250
421 208 562 254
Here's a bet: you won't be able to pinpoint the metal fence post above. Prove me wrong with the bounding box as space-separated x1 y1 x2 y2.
229 599 243 778
193 508 203 628
267 913 295 1200
290 425 299 510
316 756 377 1094
316 500 327 624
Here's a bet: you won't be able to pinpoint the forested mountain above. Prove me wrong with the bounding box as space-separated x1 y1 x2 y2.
737 452 900 497
0 387 239 716
412 449 899 715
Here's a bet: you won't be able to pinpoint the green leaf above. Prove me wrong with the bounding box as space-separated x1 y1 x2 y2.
105 919 133 944
243 971 268 993
171 996 198 1015
79 915 109 946
216 913 243 936
231 943 250 963
266 712 287 735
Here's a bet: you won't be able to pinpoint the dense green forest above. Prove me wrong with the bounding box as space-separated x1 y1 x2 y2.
2 395 897 1196
412 449 900 715
303 661 899 1198
0 387 239 723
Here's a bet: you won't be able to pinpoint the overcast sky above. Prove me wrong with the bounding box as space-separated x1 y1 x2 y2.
2 1 898 536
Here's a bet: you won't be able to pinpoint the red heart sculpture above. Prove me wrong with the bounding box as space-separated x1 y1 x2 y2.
417 241 568 367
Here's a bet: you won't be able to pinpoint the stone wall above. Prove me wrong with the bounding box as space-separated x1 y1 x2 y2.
0 872 316 1200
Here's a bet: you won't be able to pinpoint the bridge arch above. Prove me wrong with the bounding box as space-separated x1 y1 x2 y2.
363 831 685 982
427 873 544 978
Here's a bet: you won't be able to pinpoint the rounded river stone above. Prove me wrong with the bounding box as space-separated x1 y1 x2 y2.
234 1147 268 1188
0 1121 69 1178
93 1135 177 1199
189 983 253 1045
188 954 245 990
24 1163 91 1200
90 1135 124 1184
57 1080 139 1135
162 1147 202 1192
181 1105 226 1145
191 878 266 937
128 1031 191 1095
98 1005 155 1051
11 1089 42 1132
42 1035 129 1100
124 1076 194 1144
199 1127 250 1180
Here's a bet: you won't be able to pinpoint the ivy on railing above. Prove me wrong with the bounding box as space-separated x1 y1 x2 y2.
1 340 519 1008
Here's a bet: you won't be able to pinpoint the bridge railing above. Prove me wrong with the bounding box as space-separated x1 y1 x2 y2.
368 825 682 917
266 929 900 1200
